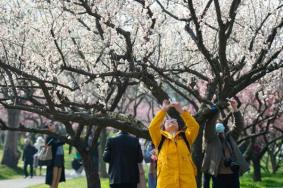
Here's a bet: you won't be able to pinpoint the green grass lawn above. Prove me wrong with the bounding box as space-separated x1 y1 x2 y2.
0 164 24 180
29 178 109 188
0 146 24 179
241 168 283 188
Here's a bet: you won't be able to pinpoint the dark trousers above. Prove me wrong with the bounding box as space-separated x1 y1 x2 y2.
203 173 211 188
24 161 33 177
212 173 239 188
110 183 137 188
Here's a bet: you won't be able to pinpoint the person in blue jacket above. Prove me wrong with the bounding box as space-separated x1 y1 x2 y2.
144 142 157 188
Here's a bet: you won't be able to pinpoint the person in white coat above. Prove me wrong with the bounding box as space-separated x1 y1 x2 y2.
34 136 45 175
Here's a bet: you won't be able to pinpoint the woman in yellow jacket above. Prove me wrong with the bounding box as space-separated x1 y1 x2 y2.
148 100 199 188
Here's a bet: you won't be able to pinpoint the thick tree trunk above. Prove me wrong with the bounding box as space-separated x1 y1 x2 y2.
81 150 101 188
270 153 279 173
99 128 108 178
1 109 21 168
252 158 261 182
0 132 5 145
192 126 204 188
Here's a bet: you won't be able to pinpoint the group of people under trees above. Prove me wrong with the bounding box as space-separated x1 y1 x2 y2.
103 98 249 188
23 135 50 178
22 97 248 188
22 124 66 188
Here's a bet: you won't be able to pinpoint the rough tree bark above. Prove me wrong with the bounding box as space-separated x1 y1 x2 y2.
1 109 21 168
80 148 101 188
252 157 262 181
270 153 278 174
192 127 204 188
98 128 108 178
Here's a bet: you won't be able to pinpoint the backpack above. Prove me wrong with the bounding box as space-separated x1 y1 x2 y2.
157 131 191 154
72 158 83 171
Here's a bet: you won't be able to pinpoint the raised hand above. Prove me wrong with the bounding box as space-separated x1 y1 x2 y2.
161 99 172 112
171 102 184 114
228 98 238 112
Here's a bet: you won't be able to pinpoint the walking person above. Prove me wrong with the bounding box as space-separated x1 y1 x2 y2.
202 99 249 188
34 136 45 176
144 142 157 188
137 163 146 188
148 100 199 188
45 124 66 188
23 138 37 178
71 150 83 175
103 131 143 188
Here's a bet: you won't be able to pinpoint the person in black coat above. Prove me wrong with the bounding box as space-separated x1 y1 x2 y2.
22 139 37 178
45 124 65 188
103 131 143 188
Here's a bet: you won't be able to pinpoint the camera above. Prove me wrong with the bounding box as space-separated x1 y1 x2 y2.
224 158 240 173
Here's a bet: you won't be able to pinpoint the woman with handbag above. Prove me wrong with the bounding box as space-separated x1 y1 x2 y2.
45 124 66 188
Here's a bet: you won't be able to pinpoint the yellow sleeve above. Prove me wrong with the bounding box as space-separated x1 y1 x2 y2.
148 110 166 147
181 111 200 145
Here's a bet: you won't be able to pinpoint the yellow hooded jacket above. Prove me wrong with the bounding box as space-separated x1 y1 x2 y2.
148 110 199 188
